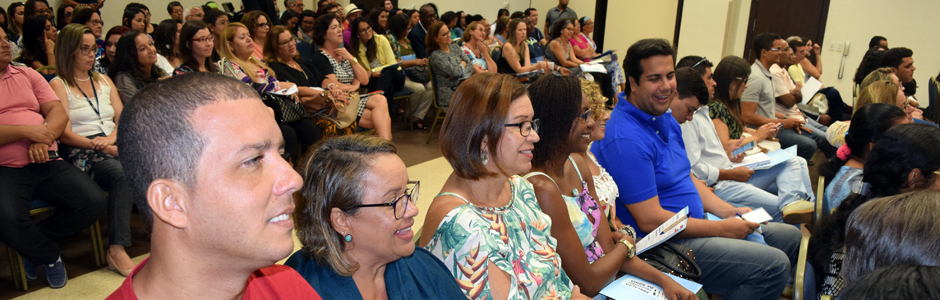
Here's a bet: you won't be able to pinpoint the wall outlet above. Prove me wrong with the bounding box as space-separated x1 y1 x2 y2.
835 42 844 52
829 42 836 51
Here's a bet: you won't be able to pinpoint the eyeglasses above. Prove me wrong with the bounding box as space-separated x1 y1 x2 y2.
78 45 95 56
692 57 710 68
258 22 270 27
769 48 781 51
578 108 593 122
504 119 540 137
278 38 295 46
349 181 419 220
89 20 104 26
359 26 372 34
64 11 72 18
191 35 214 44
34 9 51 15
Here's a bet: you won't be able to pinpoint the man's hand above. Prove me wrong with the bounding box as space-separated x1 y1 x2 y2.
728 166 754 182
28 143 50 164
718 217 759 239
22 125 56 145
781 117 802 130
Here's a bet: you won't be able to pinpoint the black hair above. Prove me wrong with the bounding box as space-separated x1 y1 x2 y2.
6 3 24 37
676 67 708 105
496 8 508 19
440 11 456 26
153 19 182 59
623 38 676 94
122 7 145 28
548 17 572 41
108 30 162 84
387 12 410 40
301 9 316 21
523 8 536 17
842 265 940 300
853 48 886 85
167 1 183 15
202 8 228 28
118 73 260 231
280 9 299 31
809 123 940 292
676 55 712 77
20 15 49 66
868 36 886 49
509 11 523 20
367 7 387 32
819 103 907 181
528 75 582 167
178 20 217 73
0 7 6 30
23 0 48 19
880 47 913 69
311 13 337 46
55 4 70 30
125 2 150 12
752 32 781 58
787 37 804 53
70 8 97 26
348 17 376 64
467 14 483 24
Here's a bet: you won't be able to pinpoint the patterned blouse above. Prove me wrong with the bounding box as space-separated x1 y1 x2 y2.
586 151 620 227
217 57 279 94
429 43 473 109
708 100 744 139
425 176 573 300
524 156 605 263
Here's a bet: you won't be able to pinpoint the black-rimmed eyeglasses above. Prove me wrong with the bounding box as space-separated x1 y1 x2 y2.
504 119 540 137
349 181 419 220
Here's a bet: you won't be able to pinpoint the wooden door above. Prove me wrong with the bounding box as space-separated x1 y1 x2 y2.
742 0 830 62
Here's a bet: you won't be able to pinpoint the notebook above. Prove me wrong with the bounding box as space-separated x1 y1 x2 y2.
599 273 703 300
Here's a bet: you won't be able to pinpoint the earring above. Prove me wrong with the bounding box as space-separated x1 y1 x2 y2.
481 152 489 165
344 234 353 242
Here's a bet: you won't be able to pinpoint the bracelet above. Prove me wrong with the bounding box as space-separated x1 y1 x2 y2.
618 239 636 259
327 83 336 90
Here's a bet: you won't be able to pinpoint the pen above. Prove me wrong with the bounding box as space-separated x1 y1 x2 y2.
661 213 690 235
736 213 763 235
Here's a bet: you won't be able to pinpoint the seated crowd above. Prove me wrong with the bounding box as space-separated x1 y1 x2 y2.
1 1 938 299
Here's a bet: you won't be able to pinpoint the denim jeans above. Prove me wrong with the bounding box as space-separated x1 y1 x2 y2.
776 118 836 161
672 222 801 300
88 157 135 247
714 156 814 221
0 161 107 264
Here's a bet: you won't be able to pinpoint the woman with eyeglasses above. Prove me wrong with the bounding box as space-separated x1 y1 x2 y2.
574 79 624 230
202 9 229 62
286 134 465 299
572 16 626 98
241 10 271 60
709 56 779 150
18 15 57 74
174 20 217 75
54 4 72 30
70 9 104 58
419 73 591 300
459 21 496 73
93 26 129 75
48 24 138 277
523 75 697 299
349 17 405 98
108 30 168 105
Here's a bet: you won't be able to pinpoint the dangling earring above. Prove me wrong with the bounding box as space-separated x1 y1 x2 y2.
481 151 489 165
344 234 353 242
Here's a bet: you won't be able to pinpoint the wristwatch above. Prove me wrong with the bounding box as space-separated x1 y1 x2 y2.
618 239 636 259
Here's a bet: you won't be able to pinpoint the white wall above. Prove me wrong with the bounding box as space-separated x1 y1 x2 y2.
602 0 677 64
676 0 729 62
818 0 939 104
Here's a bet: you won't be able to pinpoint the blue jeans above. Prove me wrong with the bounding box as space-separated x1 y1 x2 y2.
672 222 801 300
0 161 107 264
714 156 814 221
776 118 836 160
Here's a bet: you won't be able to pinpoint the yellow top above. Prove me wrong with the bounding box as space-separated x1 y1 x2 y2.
788 63 806 84
356 34 400 73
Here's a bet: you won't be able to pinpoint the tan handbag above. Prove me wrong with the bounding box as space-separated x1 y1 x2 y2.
319 91 361 129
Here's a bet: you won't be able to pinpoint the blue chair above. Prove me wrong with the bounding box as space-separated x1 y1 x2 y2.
4 199 104 290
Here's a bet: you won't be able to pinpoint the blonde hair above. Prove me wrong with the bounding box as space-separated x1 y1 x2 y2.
855 79 901 112
579 78 606 121
460 21 481 43
218 22 273 82
860 67 895 91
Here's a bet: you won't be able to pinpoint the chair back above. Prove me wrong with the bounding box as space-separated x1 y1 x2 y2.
927 77 939 123
427 66 441 109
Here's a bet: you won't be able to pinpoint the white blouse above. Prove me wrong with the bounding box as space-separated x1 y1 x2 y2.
53 76 117 137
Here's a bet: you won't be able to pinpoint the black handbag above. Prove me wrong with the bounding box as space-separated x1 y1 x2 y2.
637 242 702 282
261 93 305 123
403 65 430 84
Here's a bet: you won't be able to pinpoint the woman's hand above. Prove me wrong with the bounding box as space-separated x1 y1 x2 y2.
460 60 467 67
660 279 697 300
335 48 355 62
44 38 56 54
101 145 119 157
570 285 593 300
329 89 349 112
535 61 547 71
754 122 778 141
558 67 571 76
88 135 115 150
416 58 428 66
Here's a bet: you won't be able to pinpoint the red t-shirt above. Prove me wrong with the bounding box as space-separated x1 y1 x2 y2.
106 258 322 300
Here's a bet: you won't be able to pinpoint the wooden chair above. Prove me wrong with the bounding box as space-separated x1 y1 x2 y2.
426 66 446 144
4 200 105 290
392 89 413 130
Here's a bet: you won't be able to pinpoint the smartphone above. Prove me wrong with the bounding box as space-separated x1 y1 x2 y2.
775 123 783 131
222 2 234 13
48 150 60 160
732 141 755 157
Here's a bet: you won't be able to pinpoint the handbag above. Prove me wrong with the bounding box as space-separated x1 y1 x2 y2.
261 93 305 123
318 91 362 129
637 242 702 282
403 65 430 84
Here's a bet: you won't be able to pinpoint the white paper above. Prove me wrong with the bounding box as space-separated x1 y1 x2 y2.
801 77 823 104
269 85 299 96
753 145 797 170
730 152 770 169
738 208 773 223
599 273 703 300
635 207 689 255
580 63 607 73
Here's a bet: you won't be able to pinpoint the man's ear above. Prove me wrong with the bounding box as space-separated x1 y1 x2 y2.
147 179 192 229
628 76 638 94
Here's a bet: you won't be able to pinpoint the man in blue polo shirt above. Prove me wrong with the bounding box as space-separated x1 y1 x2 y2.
591 39 801 300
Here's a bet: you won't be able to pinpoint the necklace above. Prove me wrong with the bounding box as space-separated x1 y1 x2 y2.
76 76 91 82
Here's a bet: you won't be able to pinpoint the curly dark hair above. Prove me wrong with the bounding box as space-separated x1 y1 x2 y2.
853 48 886 85
528 75 582 167
387 12 410 41
311 13 338 46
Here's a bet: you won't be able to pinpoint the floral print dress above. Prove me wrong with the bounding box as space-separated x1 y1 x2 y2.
425 176 573 300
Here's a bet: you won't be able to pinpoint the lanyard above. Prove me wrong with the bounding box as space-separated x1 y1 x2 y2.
75 71 103 125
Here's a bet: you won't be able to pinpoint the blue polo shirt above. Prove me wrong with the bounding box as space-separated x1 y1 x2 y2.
591 92 704 238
